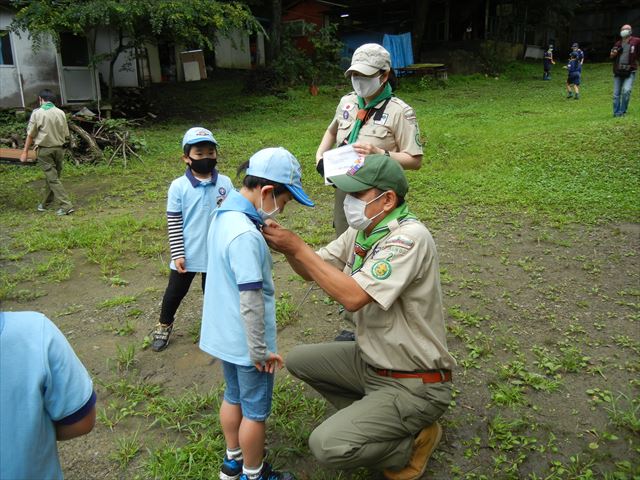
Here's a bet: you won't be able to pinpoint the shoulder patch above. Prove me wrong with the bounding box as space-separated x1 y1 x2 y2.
385 235 415 250
403 107 417 122
371 259 392 280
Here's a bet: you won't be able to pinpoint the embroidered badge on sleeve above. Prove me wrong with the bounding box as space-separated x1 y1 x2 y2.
371 259 392 280
385 235 415 250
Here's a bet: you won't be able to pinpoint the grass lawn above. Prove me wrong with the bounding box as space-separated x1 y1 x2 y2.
0 60 638 479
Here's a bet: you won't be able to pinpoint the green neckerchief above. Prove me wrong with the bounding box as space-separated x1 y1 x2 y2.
40 102 54 110
347 83 393 144
352 202 416 273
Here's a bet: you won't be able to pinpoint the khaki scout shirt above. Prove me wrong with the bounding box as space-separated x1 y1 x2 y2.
27 103 69 148
328 92 423 156
318 219 456 372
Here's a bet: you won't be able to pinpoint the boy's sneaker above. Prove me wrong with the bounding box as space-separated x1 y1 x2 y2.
56 207 75 216
220 455 243 480
574 94 580 100
37 204 47 212
151 323 173 352
239 462 295 480
566 93 573 98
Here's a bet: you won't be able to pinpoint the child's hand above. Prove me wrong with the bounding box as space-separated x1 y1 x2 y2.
175 257 187 273
255 352 284 373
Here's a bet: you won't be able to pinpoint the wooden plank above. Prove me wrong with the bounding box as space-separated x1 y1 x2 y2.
0 148 36 161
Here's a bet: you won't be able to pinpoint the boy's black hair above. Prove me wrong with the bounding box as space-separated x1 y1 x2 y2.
237 160 289 196
183 141 217 156
38 89 56 102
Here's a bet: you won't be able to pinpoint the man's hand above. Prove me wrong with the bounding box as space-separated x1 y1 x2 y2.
175 257 187 273
255 352 284 373
352 142 381 157
262 222 304 256
19 152 29 163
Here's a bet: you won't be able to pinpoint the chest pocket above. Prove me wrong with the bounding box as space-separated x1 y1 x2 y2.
359 125 393 149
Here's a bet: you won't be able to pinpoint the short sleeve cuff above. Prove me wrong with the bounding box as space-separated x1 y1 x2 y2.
55 391 97 425
238 281 263 291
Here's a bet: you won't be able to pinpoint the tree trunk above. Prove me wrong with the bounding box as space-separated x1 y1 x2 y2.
267 0 282 66
412 0 430 61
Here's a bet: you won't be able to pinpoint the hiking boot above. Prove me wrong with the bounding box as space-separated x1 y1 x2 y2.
37 204 47 212
239 462 295 480
383 422 442 480
334 330 356 341
220 454 243 480
56 207 75 216
151 323 173 352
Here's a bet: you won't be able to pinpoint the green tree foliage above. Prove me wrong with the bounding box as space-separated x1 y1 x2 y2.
9 0 261 100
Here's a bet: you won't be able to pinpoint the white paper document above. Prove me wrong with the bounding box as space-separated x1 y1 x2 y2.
323 144 363 185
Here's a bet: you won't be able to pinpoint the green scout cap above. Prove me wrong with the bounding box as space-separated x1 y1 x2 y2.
329 154 409 197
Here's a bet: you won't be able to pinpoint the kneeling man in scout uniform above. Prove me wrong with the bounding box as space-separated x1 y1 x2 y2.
263 154 456 479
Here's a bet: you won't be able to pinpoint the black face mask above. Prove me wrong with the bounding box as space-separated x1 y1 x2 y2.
189 157 217 174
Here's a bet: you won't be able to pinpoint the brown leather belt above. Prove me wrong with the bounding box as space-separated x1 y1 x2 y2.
375 368 452 383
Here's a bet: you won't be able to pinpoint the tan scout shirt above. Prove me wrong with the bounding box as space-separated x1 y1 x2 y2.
318 219 456 372
27 104 69 148
328 92 423 156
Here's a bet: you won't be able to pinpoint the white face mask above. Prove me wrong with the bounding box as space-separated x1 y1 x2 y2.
351 74 382 98
258 189 280 221
621 29 631 38
343 191 386 231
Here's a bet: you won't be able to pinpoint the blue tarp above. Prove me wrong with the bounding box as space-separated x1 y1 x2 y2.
383 33 414 73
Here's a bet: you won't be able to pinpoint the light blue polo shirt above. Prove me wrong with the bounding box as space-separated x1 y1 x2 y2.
0 311 95 479
200 189 277 366
167 167 233 272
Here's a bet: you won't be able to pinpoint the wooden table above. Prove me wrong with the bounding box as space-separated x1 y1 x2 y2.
397 63 448 80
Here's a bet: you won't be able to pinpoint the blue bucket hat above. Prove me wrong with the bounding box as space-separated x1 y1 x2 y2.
246 147 314 207
182 127 218 152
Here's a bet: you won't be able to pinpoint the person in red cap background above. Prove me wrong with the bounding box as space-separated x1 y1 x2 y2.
610 24 639 117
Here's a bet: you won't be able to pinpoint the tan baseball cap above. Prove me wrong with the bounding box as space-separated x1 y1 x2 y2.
345 43 391 77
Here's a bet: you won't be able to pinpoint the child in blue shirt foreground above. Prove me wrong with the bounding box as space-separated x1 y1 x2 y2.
0 311 96 479
200 147 314 480
152 127 233 352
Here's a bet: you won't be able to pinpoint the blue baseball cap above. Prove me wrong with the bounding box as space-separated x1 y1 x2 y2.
246 147 314 207
182 127 218 151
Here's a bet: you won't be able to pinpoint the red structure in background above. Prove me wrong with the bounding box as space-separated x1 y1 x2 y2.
283 0 330 54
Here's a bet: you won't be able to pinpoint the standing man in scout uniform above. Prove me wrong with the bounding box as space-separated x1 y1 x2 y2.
20 89 74 216
263 154 456 480
316 43 423 238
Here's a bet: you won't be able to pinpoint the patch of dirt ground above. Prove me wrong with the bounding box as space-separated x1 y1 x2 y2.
4 207 639 479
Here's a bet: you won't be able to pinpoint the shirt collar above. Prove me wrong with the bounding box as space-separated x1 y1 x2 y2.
185 166 219 187
217 189 263 229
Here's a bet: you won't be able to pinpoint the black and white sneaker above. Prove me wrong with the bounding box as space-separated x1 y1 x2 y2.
152 323 173 352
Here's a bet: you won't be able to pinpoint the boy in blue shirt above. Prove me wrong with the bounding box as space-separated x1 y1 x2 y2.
152 127 234 352
200 147 314 480
0 311 96 479
565 52 582 99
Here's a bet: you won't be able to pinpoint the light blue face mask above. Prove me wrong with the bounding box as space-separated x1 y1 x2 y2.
258 189 280 221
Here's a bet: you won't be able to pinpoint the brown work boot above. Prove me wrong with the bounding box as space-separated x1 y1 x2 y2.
383 422 442 480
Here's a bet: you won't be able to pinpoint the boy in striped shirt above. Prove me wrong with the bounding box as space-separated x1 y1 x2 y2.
152 127 233 352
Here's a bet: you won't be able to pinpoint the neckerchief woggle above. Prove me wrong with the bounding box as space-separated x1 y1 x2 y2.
352 202 416 273
347 83 393 144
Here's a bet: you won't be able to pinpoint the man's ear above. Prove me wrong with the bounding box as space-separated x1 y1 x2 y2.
383 190 398 211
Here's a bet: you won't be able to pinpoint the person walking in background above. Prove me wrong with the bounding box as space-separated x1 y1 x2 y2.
151 127 233 352
565 52 582 100
315 43 423 238
610 24 639 117
543 45 555 80
19 89 74 216
0 311 96 479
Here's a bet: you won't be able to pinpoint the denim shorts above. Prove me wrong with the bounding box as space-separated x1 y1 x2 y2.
222 361 274 421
